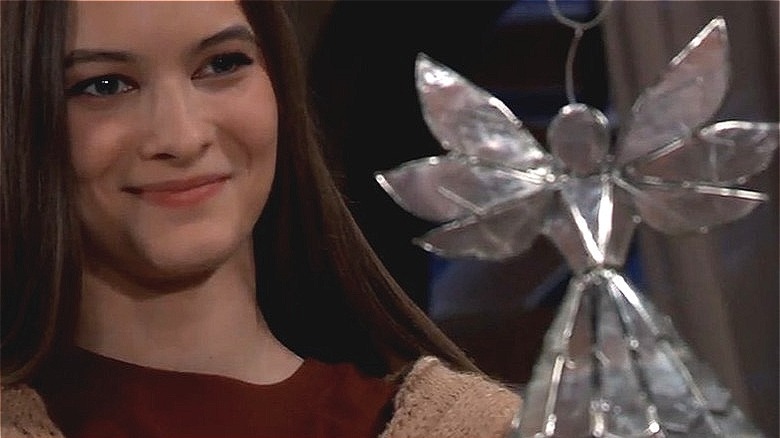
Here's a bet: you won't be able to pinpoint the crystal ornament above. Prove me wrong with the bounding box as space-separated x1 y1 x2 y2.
375 17 777 438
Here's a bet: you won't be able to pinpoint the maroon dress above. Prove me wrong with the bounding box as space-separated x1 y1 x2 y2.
33 347 398 438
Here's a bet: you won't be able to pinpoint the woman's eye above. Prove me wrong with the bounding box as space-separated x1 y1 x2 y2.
195 52 254 78
68 75 135 97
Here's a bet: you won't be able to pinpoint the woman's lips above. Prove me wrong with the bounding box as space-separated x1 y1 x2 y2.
126 175 229 208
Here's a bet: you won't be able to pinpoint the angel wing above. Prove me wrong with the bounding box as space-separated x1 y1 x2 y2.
375 53 558 259
619 121 778 234
616 17 730 167
614 17 779 234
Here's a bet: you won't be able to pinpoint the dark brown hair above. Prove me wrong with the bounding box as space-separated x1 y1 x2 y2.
1 1 476 384
1 1 81 383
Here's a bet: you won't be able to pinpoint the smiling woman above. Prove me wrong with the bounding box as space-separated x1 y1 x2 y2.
64 2 278 285
1 2 520 438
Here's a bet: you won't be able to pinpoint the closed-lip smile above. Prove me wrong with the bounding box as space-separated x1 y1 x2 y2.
125 174 230 207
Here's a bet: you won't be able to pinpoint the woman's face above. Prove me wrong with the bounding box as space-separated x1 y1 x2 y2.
65 1 277 282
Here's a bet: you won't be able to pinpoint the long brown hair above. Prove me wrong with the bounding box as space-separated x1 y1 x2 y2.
1 1 81 384
1 1 476 384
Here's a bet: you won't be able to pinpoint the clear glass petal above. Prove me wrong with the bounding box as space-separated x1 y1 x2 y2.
627 121 780 184
558 175 614 266
549 175 637 271
548 103 611 176
518 280 592 438
606 185 639 268
619 180 765 234
415 53 554 171
413 192 553 260
542 182 637 273
543 198 597 273
594 277 656 436
375 154 548 223
617 18 729 166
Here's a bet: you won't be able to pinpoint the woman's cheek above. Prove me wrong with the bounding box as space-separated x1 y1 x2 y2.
68 108 134 179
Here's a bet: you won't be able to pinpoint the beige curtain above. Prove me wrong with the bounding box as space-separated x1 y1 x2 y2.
602 1 778 435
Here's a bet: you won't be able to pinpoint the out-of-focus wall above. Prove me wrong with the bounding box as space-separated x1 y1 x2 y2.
602 2 779 435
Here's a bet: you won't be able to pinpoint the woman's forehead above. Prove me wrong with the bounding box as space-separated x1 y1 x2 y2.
68 1 252 51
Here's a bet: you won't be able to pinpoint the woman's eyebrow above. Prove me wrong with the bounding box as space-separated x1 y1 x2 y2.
64 50 136 69
63 25 257 69
194 24 257 53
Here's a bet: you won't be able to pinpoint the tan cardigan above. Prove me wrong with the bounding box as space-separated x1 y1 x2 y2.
1 356 521 438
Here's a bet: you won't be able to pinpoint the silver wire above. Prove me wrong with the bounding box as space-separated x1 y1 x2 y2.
547 0 613 103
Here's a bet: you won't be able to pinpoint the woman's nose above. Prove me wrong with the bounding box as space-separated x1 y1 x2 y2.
139 78 213 164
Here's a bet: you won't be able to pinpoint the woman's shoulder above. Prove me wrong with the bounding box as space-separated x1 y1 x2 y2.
382 356 522 438
1 383 64 438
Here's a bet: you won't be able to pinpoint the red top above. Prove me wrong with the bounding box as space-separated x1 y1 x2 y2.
33 348 398 438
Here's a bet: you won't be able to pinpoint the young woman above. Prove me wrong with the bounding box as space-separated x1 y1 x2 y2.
1 2 520 437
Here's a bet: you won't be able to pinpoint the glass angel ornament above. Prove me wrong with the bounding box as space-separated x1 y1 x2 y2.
376 17 777 438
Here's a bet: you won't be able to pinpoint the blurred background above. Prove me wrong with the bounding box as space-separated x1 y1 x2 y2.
286 1 778 436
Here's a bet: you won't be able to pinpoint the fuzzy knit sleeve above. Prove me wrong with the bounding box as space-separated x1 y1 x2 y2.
1 384 64 438
380 356 522 438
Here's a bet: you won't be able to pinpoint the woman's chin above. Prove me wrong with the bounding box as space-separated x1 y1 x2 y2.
128 235 251 288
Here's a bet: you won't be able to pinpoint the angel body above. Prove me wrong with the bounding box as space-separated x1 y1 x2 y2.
377 17 776 437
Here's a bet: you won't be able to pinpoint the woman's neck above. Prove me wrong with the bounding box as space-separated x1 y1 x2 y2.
75 244 302 385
